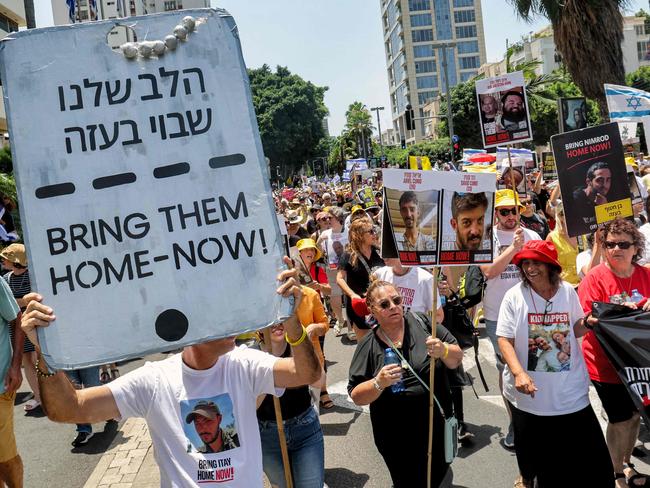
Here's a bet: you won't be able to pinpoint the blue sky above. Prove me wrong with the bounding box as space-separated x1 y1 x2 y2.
34 0 646 136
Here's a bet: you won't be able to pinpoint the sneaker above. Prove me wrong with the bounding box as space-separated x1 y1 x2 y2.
24 399 41 412
457 421 473 443
503 423 515 449
347 330 357 342
72 431 94 447
333 323 342 336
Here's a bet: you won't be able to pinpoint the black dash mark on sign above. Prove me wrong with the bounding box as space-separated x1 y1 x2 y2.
92 172 137 190
153 255 169 262
35 182 76 199
153 162 190 179
155 308 188 342
208 153 246 169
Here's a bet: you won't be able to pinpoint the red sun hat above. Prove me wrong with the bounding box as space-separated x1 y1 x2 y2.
511 240 562 272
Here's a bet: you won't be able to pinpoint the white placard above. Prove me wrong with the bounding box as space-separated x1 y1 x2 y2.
0 9 288 368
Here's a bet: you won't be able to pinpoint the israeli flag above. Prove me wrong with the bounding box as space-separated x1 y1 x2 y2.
605 84 650 120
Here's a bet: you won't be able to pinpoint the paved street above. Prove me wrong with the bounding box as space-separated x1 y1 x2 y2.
12 327 650 487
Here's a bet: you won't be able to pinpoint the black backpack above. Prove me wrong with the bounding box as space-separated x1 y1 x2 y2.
458 266 486 310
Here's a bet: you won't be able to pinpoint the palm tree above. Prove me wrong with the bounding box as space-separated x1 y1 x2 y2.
511 0 626 119
344 102 375 160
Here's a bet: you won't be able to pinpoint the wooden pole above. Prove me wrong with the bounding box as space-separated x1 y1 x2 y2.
427 268 439 488
506 144 520 222
261 328 294 488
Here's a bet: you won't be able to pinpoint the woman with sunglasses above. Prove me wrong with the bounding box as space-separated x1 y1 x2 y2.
256 321 325 488
337 219 385 341
497 240 612 488
578 218 650 488
348 280 463 488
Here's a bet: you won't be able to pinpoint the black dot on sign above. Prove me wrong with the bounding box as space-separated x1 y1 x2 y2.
155 309 189 342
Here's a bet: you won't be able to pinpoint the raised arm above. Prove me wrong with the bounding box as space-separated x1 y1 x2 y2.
21 293 121 424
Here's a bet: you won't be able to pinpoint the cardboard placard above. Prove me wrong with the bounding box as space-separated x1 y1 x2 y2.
475 71 533 149
381 169 495 266
551 123 632 237
542 151 557 181
0 9 288 368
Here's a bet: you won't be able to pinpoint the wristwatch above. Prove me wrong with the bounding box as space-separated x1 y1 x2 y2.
373 378 384 391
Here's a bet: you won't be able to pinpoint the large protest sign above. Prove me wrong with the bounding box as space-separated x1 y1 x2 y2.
0 9 288 368
475 71 533 149
551 123 632 237
592 302 650 427
381 169 495 266
495 150 527 197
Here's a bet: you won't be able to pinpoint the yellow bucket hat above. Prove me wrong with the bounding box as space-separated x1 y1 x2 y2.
296 238 322 261
495 189 525 210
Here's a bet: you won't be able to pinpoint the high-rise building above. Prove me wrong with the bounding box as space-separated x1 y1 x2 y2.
381 0 487 143
0 0 27 138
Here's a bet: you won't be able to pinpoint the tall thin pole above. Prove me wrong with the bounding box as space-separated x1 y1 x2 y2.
371 106 385 161
441 46 455 167
427 268 439 488
506 144 521 221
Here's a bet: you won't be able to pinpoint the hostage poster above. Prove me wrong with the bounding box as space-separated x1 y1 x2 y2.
475 71 533 149
0 9 289 368
381 169 495 266
551 123 632 237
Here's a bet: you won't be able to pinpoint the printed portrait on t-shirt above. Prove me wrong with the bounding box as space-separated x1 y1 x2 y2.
327 232 348 270
181 394 241 456
527 309 572 373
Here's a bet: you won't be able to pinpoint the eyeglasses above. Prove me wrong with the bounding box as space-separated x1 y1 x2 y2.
604 241 634 250
378 296 403 310
542 300 553 327
498 208 517 217
318 217 331 222
365 229 377 235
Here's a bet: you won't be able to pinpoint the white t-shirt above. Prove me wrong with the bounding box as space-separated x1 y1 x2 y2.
496 281 589 416
109 347 280 488
373 266 440 314
483 227 541 321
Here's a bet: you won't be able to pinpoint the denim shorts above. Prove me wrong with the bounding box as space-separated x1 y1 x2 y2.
258 406 324 488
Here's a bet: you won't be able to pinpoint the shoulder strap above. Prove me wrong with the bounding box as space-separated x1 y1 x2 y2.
357 253 372 275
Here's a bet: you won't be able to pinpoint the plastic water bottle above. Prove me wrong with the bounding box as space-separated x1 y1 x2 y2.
384 348 405 393
631 289 644 304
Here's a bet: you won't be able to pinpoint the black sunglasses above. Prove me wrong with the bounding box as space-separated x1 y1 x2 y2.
604 241 633 250
378 296 403 310
498 208 517 217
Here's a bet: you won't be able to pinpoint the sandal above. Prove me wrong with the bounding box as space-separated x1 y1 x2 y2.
625 463 649 487
100 371 111 383
319 391 334 409
110 368 120 380
24 399 40 411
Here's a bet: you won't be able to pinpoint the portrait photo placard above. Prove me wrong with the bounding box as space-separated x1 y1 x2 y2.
551 123 632 237
0 9 288 368
558 97 588 133
475 71 533 149
381 169 495 266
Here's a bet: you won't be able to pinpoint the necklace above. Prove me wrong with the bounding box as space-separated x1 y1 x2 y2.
379 327 403 349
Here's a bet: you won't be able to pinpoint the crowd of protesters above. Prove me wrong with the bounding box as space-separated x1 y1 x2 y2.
1 159 650 488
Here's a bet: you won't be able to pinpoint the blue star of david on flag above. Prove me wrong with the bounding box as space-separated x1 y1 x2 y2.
627 96 643 110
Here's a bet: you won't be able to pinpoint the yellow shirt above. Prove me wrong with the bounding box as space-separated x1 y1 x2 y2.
547 230 580 286
296 286 329 365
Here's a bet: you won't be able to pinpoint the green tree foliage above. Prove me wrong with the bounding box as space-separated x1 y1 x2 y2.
383 139 451 167
511 0 626 118
436 80 483 148
344 102 374 160
626 65 650 92
0 146 12 174
248 65 329 174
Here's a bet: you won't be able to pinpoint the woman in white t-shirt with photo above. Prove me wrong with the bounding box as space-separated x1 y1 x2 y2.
496 240 612 488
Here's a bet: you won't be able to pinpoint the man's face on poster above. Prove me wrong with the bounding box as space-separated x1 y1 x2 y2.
332 241 344 257
502 93 525 121
502 168 523 188
587 168 612 197
193 413 222 445
481 95 497 117
400 200 419 229
451 206 486 250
